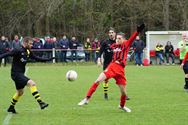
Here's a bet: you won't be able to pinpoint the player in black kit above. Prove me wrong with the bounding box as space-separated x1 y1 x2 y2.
0 37 54 113
97 27 116 100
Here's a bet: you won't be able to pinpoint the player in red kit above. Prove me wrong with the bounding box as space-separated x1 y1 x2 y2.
180 50 188 92
78 24 145 112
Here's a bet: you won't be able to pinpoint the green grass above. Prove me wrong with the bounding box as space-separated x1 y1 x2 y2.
0 64 188 125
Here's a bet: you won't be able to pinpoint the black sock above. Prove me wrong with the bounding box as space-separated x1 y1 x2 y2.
184 78 188 88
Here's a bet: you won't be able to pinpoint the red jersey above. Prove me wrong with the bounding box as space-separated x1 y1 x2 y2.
182 52 188 64
111 32 139 67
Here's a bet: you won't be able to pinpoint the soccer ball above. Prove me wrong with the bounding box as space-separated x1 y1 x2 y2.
66 70 78 81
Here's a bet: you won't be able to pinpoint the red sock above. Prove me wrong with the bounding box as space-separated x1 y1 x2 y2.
86 82 99 98
120 95 126 107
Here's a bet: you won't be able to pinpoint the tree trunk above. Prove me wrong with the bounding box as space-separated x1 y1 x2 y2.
162 0 169 30
45 14 50 35
179 0 188 30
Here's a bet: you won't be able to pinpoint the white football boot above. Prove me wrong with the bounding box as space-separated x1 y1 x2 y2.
78 98 89 106
118 105 131 113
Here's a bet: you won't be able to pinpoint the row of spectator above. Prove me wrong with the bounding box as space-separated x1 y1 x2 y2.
0 34 179 66
155 41 175 65
0 35 102 64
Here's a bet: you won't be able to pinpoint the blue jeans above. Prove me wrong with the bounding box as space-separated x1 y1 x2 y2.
165 53 175 63
156 53 164 64
85 52 90 62
61 51 67 62
93 51 99 63
135 52 143 65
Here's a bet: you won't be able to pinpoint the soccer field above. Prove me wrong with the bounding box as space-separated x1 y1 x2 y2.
0 64 188 125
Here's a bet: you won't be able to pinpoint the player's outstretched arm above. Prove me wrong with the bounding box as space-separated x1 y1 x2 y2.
126 23 145 47
31 53 55 62
0 50 17 59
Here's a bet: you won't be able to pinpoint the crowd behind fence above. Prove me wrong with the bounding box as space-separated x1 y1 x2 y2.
0 48 135 65
32 48 100 63
0 48 101 64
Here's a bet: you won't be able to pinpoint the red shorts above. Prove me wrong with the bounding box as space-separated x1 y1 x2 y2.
103 62 126 85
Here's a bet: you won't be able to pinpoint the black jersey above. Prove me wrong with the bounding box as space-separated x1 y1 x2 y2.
0 46 52 73
98 39 116 68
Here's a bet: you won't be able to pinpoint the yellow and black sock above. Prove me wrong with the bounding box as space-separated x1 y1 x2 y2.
103 81 109 96
10 93 21 106
30 86 42 103
185 78 188 89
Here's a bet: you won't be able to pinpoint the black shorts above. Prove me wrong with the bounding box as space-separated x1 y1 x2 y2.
103 59 112 70
183 61 188 74
11 72 30 90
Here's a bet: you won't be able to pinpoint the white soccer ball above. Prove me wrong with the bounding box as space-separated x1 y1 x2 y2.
66 70 78 81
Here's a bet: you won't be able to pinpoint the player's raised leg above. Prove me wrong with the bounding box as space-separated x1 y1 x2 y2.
28 80 48 109
78 72 107 106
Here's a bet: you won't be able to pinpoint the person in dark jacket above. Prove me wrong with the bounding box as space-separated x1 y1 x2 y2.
44 37 55 58
0 35 10 66
69 36 79 62
133 36 145 66
59 35 69 62
32 38 44 57
165 41 175 65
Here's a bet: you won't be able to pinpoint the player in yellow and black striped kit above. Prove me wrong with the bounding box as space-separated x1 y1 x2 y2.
0 37 54 113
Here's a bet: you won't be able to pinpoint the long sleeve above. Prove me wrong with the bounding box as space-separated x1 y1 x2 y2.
98 41 105 58
0 49 17 59
125 32 139 48
30 52 53 62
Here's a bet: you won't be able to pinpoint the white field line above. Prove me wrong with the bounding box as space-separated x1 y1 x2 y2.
2 67 29 125
2 113 13 125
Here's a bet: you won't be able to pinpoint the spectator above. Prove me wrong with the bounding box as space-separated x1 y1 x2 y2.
84 38 92 62
44 37 55 59
69 36 79 62
133 36 145 66
52 37 60 62
5 37 12 63
92 38 100 63
0 35 10 66
32 38 44 57
12 35 22 49
165 41 175 65
59 35 69 62
155 42 164 65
